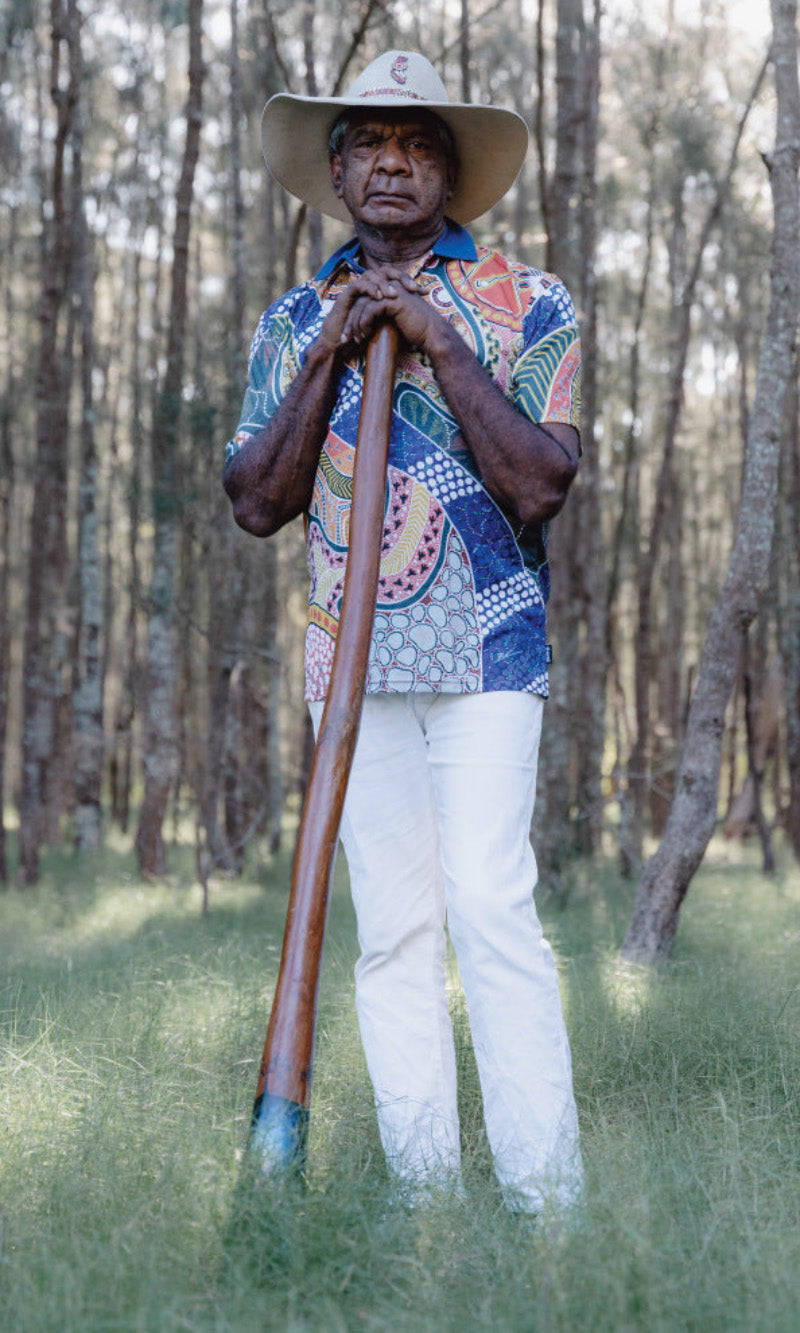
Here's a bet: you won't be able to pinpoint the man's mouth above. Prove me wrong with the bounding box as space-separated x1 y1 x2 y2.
367 191 411 204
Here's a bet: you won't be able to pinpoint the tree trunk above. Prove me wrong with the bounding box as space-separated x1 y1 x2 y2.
135 0 204 876
534 0 603 878
533 0 552 251
571 0 605 854
71 49 105 853
107 85 150 835
741 633 776 873
197 0 247 875
0 235 13 884
0 160 21 885
459 0 472 104
609 178 654 871
18 0 78 885
302 0 323 274
778 360 800 858
648 474 685 837
622 0 800 964
534 0 585 882
548 0 584 290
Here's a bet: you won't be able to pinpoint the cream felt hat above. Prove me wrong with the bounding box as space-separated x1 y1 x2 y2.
260 50 529 225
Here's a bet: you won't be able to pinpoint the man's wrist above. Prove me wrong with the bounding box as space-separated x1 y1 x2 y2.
422 312 463 365
306 332 345 370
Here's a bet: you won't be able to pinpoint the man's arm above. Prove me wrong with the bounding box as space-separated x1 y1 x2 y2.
223 339 341 537
224 270 403 537
423 318 579 525
338 268 579 526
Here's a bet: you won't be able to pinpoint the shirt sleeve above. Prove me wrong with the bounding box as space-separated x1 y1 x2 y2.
509 275 582 430
224 300 304 465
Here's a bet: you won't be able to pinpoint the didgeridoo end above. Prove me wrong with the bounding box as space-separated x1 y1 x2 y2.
249 1091 309 1177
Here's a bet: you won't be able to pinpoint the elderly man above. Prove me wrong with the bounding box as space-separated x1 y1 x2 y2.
224 50 582 1214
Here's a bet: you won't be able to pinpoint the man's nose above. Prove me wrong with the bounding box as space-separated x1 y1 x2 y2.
375 133 409 171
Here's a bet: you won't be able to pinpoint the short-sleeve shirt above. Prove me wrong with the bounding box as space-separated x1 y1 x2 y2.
226 221 581 702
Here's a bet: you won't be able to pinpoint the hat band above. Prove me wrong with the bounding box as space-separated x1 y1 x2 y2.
357 87 430 100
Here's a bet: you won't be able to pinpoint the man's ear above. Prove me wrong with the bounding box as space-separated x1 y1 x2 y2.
330 155 344 198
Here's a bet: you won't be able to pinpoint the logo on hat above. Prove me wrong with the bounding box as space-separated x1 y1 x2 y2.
390 55 409 85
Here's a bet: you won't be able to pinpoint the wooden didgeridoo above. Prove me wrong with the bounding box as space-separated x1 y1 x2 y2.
249 321 400 1175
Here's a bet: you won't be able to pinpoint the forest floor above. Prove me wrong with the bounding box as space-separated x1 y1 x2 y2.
1 824 799 1332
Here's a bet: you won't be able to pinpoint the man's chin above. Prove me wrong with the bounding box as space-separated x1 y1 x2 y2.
362 198 414 222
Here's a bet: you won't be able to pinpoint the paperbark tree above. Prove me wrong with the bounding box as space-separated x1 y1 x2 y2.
622 0 800 964
135 0 204 876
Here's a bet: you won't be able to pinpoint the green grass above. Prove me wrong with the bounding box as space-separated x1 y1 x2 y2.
1 829 799 1331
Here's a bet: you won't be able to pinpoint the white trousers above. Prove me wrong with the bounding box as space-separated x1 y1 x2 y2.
309 691 582 1211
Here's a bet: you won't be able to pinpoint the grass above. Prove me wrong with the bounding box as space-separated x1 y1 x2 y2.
1 827 799 1331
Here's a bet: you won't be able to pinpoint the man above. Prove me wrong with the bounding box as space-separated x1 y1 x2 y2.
224 50 582 1214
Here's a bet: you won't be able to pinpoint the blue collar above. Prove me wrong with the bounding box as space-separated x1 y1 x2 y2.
314 218 477 281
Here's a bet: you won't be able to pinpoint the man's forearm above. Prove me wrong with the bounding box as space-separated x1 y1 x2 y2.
223 339 342 537
425 320 579 525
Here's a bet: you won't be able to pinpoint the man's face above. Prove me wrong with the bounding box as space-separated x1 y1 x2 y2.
329 111 455 235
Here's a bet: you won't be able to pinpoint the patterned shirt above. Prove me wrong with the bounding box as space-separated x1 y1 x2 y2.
226 221 581 701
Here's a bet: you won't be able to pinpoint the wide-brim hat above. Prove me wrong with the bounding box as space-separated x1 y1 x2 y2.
260 50 529 225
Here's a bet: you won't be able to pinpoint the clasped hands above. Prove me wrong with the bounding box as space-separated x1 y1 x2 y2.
318 266 446 359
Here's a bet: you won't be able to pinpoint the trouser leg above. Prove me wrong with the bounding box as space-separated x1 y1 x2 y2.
309 695 461 1185
423 690 583 1210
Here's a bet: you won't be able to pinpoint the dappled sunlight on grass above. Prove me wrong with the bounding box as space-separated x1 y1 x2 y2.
600 952 654 1019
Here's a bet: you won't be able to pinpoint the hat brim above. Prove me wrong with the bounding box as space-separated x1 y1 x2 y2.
260 93 529 225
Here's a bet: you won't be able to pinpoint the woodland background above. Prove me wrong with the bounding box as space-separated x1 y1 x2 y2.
1 0 798 960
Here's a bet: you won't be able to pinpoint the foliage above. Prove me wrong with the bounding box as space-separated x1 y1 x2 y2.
1 833 798 1330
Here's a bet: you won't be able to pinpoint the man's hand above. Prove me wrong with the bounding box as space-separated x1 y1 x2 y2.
321 266 436 354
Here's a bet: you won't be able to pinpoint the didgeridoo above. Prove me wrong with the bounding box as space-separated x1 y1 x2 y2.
249 322 400 1175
